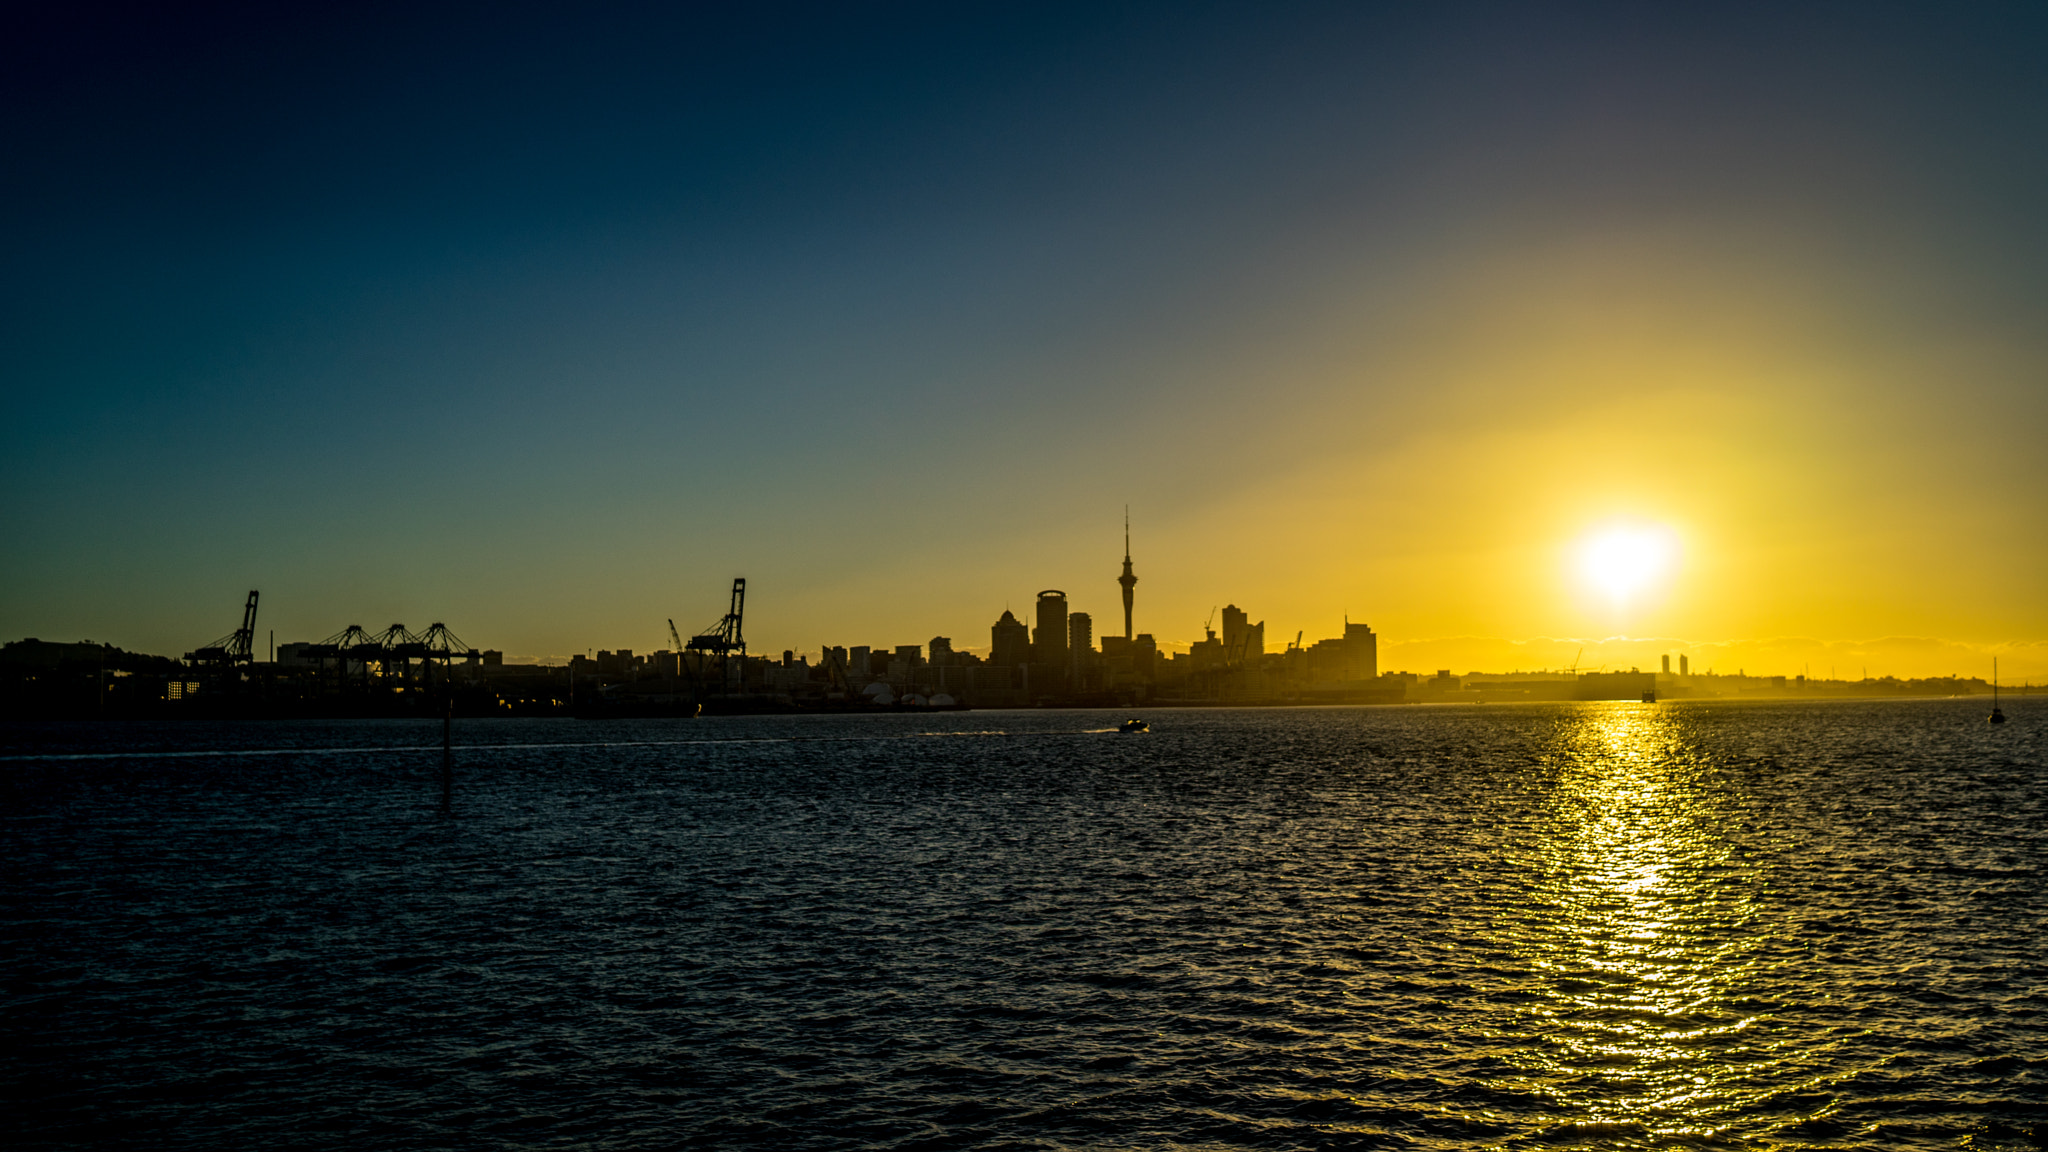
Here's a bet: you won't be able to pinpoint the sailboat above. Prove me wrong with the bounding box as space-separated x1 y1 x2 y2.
1990 657 2006 724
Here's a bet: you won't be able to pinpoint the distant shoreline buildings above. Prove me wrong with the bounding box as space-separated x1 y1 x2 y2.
0 520 2026 717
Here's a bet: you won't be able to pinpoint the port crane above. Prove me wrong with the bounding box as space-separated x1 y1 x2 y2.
686 578 747 694
187 590 259 668
186 591 260 692
415 622 476 691
304 624 383 692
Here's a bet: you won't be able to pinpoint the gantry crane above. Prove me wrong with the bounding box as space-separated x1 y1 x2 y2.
186 591 259 682
686 578 747 694
188 590 259 664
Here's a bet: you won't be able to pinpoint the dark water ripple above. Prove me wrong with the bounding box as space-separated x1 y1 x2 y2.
3 699 2044 1149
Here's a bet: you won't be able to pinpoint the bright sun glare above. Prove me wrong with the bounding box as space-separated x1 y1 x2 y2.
1578 525 1679 601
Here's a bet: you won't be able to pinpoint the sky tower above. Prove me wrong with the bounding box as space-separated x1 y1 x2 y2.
1118 508 1138 641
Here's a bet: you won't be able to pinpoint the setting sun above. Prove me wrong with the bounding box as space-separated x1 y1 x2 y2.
1578 524 1680 603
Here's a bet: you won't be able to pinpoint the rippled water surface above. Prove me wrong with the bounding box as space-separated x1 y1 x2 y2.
4 700 2044 1149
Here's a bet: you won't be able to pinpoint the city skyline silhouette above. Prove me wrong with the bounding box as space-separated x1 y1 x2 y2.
4 5 2045 681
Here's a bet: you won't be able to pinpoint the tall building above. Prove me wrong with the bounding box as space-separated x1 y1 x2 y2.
1133 633 1158 680
929 636 955 665
1343 620 1378 680
1068 612 1093 660
1307 620 1377 683
1221 604 1264 664
1662 654 1671 674
1679 654 1690 675
991 611 1030 668
1118 509 1138 641
1034 590 1069 667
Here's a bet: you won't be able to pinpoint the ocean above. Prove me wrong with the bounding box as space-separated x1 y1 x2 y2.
3 699 2042 1149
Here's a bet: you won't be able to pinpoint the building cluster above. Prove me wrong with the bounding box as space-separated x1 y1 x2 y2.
1414 653 1975 702
100 522 1994 718
130 525 1396 711
9 536 2026 716
573 529 1390 708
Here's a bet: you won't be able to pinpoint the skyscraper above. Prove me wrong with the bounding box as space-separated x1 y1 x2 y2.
1343 621 1378 680
991 611 1030 668
1222 604 1264 664
1034 590 1068 668
1118 508 1138 641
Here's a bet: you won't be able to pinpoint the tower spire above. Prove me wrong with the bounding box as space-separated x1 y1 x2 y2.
1118 506 1138 642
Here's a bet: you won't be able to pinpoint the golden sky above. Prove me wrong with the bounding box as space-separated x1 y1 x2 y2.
5 8 2044 678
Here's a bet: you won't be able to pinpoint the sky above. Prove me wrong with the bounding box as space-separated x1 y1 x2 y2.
4 2 2046 678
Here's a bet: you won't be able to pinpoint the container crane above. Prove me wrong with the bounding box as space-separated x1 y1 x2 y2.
187 590 259 667
186 592 260 692
416 623 477 689
686 578 747 694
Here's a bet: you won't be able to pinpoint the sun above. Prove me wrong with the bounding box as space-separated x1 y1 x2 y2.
1577 524 1679 602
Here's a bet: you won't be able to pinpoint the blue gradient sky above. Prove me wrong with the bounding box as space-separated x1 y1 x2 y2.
5 3 2046 674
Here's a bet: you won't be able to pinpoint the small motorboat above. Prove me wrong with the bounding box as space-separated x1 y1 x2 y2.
1118 718 1149 733
1641 690 1657 703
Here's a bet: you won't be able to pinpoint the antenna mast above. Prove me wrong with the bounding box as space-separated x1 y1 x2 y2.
1117 505 1138 642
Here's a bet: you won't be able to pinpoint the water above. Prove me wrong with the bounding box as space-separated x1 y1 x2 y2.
3 699 2043 1150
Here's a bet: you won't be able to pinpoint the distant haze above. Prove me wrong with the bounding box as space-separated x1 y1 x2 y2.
4 5 2044 679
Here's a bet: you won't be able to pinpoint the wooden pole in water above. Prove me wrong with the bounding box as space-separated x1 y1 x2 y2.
441 691 454 811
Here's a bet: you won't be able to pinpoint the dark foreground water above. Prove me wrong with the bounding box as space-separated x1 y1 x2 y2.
3 699 2044 1150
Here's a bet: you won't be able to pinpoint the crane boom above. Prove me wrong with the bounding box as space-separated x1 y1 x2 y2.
238 591 259 660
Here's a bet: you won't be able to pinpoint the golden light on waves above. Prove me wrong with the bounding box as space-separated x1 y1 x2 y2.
1478 704 1808 1144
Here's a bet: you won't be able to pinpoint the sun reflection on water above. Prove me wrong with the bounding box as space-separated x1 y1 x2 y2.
1486 703 1789 1144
